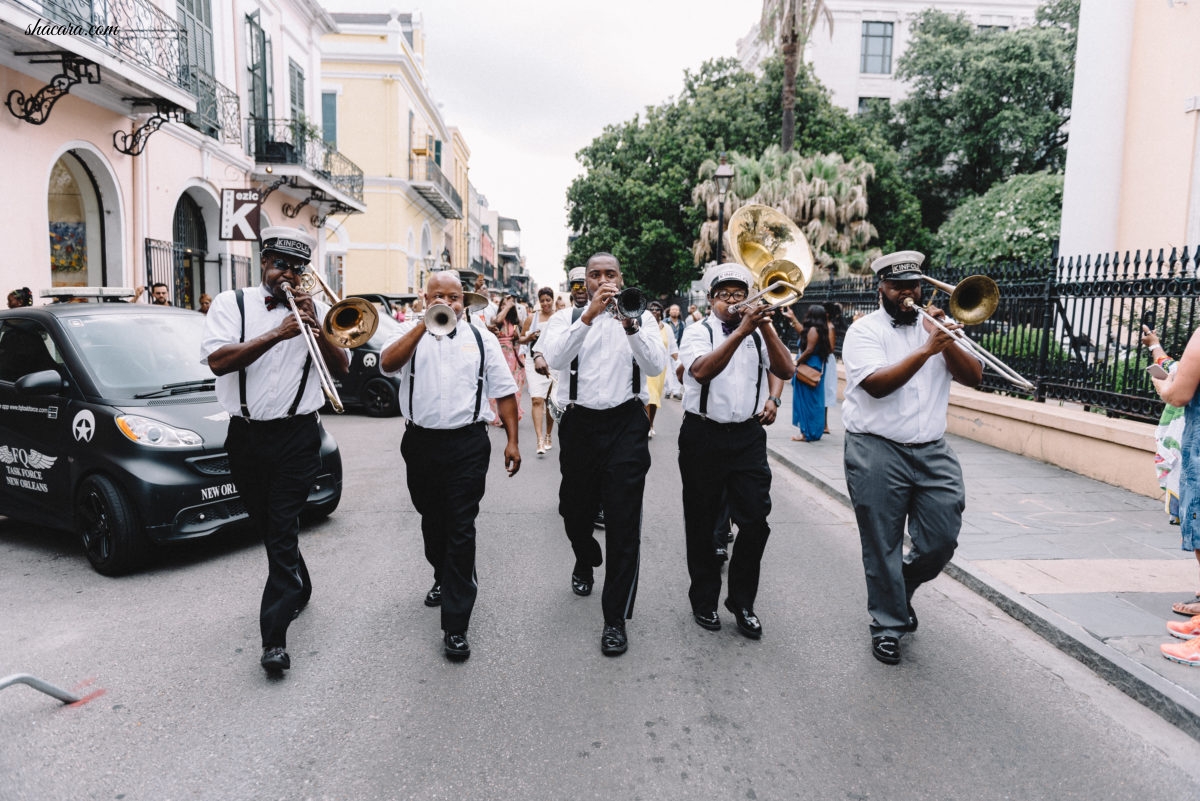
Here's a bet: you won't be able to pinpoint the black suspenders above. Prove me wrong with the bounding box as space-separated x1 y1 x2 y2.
567 306 639 404
235 288 312 419
698 321 763 419
407 324 485 423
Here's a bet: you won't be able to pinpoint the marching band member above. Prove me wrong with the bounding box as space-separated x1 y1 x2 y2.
201 226 348 675
380 271 521 662
841 250 982 665
678 264 794 638
538 253 666 656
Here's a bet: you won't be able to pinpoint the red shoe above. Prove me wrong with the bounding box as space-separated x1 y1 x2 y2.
1161 636 1200 666
1166 614 1200 640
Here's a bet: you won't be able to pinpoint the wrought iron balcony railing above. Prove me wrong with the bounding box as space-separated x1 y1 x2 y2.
246 117 364 204
408 153 463 219
30 0 187 89
180 67 240 145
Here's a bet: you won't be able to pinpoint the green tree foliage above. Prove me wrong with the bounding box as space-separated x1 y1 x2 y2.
887 6 1075 230
565 56 923 294
931 171 1063 269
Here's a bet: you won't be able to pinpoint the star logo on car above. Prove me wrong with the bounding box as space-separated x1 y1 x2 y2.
72 409 96 442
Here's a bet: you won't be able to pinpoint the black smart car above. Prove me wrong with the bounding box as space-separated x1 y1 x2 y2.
0 300 342 575
329 309 405 417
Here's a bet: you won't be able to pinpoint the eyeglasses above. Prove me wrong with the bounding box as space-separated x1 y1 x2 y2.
272 259 307 275
569 281 585 289
713 289 748 302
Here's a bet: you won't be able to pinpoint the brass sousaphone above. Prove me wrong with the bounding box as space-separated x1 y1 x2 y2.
724 204 815 312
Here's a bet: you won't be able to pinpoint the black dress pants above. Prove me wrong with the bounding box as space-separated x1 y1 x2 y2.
226 413 320 649
401 421 490 634
678 413 773 614
557 399 650 626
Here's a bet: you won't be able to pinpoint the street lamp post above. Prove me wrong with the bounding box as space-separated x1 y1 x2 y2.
714 154 734 265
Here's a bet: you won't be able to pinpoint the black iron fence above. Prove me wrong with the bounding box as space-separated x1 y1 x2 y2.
798 246 1200 424
38 0 186 89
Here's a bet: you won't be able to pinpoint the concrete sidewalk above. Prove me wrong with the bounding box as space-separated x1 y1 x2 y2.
764 394 1200 740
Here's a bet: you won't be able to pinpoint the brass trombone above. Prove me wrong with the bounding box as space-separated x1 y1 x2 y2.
903 275 1035 391
279 281 347 413
298 271 379 349
725 204 814 312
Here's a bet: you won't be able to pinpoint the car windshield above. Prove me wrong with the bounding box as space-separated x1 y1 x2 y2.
62 312 214 397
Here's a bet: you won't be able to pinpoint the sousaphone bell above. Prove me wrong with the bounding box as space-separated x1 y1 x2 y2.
724 204 815 312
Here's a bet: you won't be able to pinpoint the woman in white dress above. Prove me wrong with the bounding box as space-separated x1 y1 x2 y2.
522 287 558 455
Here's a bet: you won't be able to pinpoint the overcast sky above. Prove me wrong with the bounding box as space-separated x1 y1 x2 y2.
318 0 764 291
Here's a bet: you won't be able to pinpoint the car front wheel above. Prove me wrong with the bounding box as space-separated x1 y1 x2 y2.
362 377 400 417
76 474 143 576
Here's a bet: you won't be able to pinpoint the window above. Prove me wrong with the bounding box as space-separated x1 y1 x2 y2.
288 59 305 121
246 13 272 121
321 91 337 146
977 25 1008 34
860 21 894 75
857 97 890 117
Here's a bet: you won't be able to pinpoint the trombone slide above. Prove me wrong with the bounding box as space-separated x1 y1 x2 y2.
281 282 345 413
903 299 1034 391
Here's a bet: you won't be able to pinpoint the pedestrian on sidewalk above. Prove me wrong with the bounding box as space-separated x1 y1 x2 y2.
1143 324 1200 666
538 253 666 656
840 250 982 665
678 264 793 639
379 271 521 662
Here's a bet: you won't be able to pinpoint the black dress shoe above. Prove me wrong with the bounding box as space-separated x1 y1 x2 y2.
600 624 627 656
724 599 762 639
424 582 442 607
260 646 290 673
714 544 728 562
571 573 593 596
443 631 470 661
593 508 606 529
872 635 901 665
906 602 918 632
693 610 721 631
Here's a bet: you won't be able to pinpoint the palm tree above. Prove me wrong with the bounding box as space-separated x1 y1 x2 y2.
759 0 833 151
692 147 880 278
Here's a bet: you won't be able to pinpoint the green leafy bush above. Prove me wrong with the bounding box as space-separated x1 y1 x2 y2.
932 171 1064 269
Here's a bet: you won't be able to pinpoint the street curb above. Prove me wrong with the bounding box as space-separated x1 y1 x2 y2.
766 441 1200 741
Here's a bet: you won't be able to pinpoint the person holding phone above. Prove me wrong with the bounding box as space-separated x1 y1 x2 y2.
1142 323 1200 667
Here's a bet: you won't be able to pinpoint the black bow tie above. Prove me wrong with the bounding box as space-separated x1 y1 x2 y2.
264 295 281 311
721 321 737 336
430 327 457 339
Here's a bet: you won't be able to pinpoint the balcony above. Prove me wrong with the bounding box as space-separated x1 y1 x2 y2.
180 66 240 145
0 0 196 111
247 117 365 210
409 153 462 219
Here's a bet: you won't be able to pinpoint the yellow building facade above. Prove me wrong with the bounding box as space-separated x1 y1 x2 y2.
320 11 466 295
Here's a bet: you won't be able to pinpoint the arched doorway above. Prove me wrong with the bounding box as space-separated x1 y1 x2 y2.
48 151 105 287
172 194 207 308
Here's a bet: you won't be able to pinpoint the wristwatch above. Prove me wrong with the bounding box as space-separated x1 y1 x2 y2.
768 395 782 406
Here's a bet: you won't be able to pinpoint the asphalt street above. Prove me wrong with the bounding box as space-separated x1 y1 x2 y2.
2 399 1198 800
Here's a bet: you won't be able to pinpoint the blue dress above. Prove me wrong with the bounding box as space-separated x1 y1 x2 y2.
791 353 825 441
1179 390 1200 551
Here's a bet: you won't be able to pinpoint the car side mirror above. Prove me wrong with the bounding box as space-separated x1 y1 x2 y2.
15 369 65 395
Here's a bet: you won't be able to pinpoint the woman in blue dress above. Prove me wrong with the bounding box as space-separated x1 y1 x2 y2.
783 304 832 442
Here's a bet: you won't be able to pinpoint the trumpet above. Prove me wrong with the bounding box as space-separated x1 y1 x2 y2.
421 302 459 339
280 281 345 413
903 274 1034 391
607 287 648 320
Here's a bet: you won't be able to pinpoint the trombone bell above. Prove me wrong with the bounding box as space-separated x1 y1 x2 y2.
323 298 379 349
